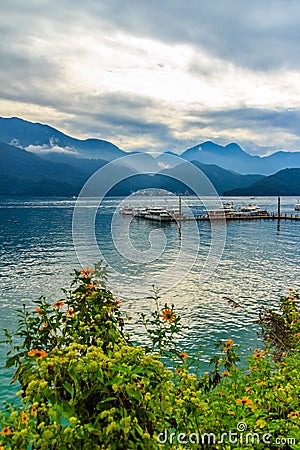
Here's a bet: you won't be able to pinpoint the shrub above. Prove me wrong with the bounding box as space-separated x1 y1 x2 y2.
1 268 300 449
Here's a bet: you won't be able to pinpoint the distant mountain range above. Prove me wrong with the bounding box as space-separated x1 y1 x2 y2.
0 116 300 196
225 168 300 196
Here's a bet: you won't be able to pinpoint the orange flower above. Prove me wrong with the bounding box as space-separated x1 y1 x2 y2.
80 267 94 278
228 411 235 415
222 371 231 377
225 338 234 348
249 365 257 371
1 426 12 436
236 397 253 406
245 386 251 392
31 405 38 415
67 308 75 317
175 368 182 375
35 307 42 314
287 411 299 418
28 349 48 358
161 308 176 322
179 352 188 359
253 351 263 359
53 301 64 309
115 300 121 307
21 411 28 424
86 284 94 290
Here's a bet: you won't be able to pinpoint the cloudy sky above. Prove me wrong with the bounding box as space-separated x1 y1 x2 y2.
1 0 300 156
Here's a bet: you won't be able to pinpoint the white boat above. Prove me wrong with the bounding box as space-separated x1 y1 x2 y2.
238 203 268 216
222 202 239 215
144 208 174 222
295 201 300 211
119 205 136 215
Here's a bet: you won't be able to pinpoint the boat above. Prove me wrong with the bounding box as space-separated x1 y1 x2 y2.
222 202 239 215
238 203 268 216
144 208 174 222
295 201 300 211
119 205 136 215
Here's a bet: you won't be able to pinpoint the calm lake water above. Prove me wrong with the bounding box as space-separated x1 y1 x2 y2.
0 196 299 405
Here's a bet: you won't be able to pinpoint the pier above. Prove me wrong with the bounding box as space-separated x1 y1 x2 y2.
185 213 300 222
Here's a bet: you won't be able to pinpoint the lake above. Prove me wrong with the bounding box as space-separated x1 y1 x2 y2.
0 196 299 404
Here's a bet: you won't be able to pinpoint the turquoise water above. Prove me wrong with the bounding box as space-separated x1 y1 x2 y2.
0 196 299 405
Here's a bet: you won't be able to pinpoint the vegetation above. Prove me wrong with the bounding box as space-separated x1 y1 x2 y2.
0 265 299 449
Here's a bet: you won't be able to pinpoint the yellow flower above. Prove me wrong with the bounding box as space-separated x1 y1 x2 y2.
21 411 28 424
245 386 251 392
287 411 299 419
228 411 235 415
1 426 12 436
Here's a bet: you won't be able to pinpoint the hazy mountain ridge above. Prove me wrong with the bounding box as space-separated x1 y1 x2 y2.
0 117 125 161
1 117 300 196
181 141 300 175
224 168 300 196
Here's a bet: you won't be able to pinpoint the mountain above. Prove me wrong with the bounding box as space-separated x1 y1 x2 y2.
180 141 300 175
160 161 264 195
0 139 267 197
0 117 125 161
224 168 300 196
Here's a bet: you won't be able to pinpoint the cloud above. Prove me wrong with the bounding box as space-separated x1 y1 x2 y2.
25 143 79 155
0 0 300 156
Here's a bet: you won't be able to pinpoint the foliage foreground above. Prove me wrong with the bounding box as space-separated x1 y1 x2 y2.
0 265 300 449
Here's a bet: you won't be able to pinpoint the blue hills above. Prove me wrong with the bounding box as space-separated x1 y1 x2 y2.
0 117 300 196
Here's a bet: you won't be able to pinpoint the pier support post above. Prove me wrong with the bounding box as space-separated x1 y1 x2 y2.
277 196 281 218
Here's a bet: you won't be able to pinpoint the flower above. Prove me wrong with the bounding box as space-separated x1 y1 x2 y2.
80 267 94 278
245 386 251 392
1 426 12 436
161 308 176 322
67 308 75 317
179 352 188 359
28 349 48 358
35 307 42 314
228 411 235 415
225 338 234 348
222 371 231 377
249 365 257 371
31 405 38 415
175 368 182 375
115 300 121 307
86 284 94 290
236 397 253 406
21 411 28 424
287 411 299 419
253 351 263 359
53 301 64 309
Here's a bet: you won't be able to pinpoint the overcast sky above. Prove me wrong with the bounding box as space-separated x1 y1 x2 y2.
1 0 300 156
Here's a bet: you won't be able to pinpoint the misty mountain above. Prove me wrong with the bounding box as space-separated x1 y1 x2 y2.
181 141 300 175
0 117 125 161
0 140 268 197
160 161 264 195
224 168 300 196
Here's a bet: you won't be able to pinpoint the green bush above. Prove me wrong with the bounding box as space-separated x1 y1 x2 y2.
1 267 299 449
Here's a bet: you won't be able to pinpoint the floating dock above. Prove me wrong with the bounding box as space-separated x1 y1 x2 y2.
181 213 300 222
